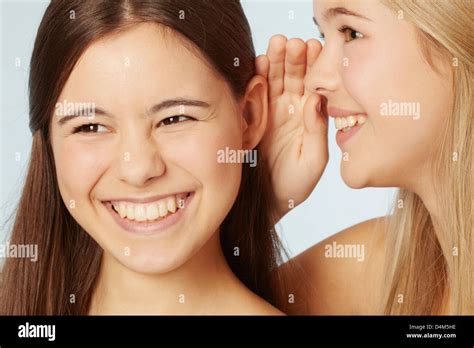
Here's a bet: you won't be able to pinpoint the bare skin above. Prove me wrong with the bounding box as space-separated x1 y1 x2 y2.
257 0 453 314
51 23 282 315
280 217 387 314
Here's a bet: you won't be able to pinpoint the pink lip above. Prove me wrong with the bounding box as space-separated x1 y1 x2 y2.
103 192 194 235
327 107 368 146
335 123 363 146
327 106 367 118
104 192 190 204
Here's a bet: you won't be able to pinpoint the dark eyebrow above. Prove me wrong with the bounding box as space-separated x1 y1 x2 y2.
56 107 110 126
313 6 372 27
57 98 210 126
147 98 210 115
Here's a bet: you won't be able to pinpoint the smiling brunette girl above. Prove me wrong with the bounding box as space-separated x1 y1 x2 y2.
0 0 288 315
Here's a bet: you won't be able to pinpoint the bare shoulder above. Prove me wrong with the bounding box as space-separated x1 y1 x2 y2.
242 294 285 315
218 275 285 315
280 216 389 315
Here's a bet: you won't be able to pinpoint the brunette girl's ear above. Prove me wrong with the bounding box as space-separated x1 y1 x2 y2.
241 74 268 150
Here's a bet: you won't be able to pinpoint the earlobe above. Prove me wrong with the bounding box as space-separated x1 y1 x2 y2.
241 74 268 150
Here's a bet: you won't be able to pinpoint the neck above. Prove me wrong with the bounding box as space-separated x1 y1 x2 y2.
89 231 244 314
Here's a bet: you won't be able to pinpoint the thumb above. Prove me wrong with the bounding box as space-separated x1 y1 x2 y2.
303 94 328 135
301 94 329 173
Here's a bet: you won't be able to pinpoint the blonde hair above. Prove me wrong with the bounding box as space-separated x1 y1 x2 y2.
381 0 473 314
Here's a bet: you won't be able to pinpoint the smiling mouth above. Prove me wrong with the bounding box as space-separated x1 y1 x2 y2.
106 192 192 223
334 115 367 133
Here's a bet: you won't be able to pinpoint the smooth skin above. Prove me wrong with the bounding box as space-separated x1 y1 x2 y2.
257 37 384 314
50 23 282 315
256 36 329 218
257 0 452 314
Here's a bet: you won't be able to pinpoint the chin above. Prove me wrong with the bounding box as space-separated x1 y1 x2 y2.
113 248 189 275
340 163 370 189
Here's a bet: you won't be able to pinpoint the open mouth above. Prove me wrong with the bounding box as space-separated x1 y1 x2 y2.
334 115 367 133
108 192 192 223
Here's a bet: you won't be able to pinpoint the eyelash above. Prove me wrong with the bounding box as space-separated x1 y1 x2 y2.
318 25 363 42
158 115 194 127
71 115 195 134
338 25 364 42
72 123 108 134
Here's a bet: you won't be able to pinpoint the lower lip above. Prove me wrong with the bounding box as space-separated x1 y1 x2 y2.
335 123 364 146
103 193 194 235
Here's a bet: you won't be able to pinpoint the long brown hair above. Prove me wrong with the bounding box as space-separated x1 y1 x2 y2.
0 0 286 315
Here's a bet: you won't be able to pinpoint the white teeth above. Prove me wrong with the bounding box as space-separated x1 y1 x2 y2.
167 198 176 213
357 115 366 125
333 115 367 131
347 116 356 127
158 200 168 217
146 204 159 220
135 205 147 222
111 194 189 222
119 202 126 218
126 204 135 220
340 118 348 128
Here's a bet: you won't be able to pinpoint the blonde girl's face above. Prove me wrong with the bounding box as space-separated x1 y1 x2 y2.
307 0 453 190
50 24 244 274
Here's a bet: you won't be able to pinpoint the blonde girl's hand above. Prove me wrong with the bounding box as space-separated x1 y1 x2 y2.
256 36 328 220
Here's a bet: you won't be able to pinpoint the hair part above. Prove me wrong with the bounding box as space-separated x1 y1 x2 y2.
1 0 287 314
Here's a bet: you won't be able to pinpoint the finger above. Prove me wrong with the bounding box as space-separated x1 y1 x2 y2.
284 38 307 96
255 55 269 79
301 94 329 174
266 34 287 98
306 39 322 70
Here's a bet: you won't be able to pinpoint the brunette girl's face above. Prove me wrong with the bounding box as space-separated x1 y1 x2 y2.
50 24 252 274
307 0 452 190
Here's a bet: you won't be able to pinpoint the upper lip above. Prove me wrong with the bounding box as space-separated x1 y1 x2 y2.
103 191 192 204
327 106 367 118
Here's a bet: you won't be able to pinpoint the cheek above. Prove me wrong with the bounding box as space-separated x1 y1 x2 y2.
54 141 110 211
340 39 449 187
124 121 243 273
160 120 243 203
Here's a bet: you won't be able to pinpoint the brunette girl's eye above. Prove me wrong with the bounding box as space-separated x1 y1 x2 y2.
158 115 194 127
72 123 108 134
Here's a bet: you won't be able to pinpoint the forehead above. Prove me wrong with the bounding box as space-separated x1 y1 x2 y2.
313 0 382 20
59 23 225 105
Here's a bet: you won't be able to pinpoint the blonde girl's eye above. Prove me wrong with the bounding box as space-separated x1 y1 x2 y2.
338 25 364 42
